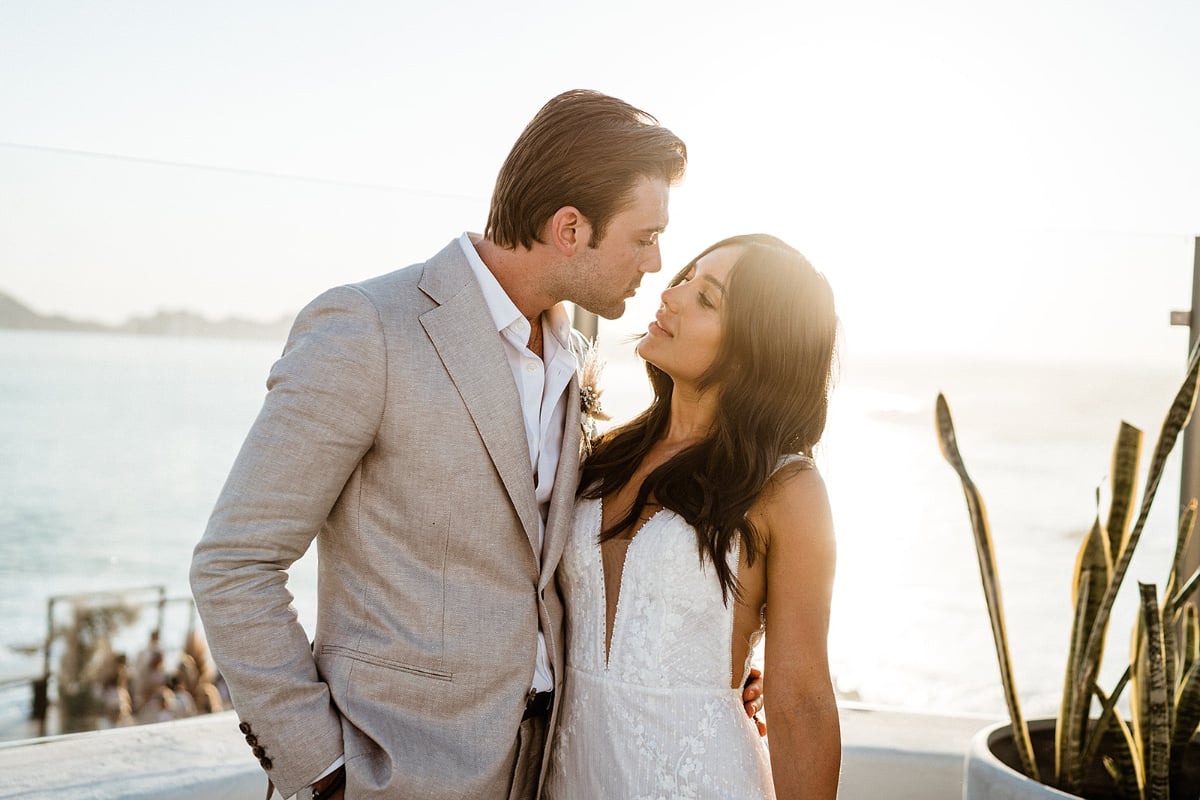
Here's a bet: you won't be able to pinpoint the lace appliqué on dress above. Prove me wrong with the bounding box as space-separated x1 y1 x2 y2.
545 498 775 799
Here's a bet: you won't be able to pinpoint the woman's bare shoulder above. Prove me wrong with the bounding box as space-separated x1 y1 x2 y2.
754 458 834 551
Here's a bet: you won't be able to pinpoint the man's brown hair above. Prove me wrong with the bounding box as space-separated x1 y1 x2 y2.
485 90 687 250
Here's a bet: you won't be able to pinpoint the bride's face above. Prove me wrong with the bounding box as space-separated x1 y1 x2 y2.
636 245 742 387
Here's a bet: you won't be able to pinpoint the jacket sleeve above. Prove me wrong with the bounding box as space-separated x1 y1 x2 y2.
189 284 387 797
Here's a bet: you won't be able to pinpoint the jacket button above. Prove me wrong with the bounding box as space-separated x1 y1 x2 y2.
260 757 273 770
252 746 265 758
245 734 258 746
239 722 252 734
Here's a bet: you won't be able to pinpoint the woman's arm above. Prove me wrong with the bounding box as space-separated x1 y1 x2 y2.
759 467 840 799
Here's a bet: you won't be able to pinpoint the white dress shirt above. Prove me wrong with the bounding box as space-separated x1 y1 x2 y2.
460 232 576 693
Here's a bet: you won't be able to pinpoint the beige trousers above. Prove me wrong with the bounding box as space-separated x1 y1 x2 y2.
508 714 549 800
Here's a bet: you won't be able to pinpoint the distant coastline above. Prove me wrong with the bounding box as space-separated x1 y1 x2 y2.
0 290 293 341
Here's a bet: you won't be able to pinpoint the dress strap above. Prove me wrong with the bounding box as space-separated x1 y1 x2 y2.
774 453 815 473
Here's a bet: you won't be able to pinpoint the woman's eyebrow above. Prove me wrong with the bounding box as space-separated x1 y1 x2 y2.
701 274 727 295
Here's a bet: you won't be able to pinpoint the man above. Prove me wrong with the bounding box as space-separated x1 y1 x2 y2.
191 90 759 800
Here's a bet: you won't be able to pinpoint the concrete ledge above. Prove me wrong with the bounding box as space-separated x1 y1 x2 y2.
0 704 997 799
838 703 998 800
0 711 265 800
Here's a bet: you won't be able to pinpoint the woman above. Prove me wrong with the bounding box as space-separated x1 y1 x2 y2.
546 234 840 799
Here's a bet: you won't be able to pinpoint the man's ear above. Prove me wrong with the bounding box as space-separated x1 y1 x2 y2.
548 206 591 255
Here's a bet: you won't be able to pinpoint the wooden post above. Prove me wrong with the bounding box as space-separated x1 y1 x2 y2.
572 305 598 342
37 597 54 735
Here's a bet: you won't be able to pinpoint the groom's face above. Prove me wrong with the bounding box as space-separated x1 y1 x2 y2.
565 175 669 320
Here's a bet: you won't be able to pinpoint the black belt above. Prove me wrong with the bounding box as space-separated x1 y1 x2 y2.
522 690 554 721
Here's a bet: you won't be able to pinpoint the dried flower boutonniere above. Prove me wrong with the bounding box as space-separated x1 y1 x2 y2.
578 338 610 456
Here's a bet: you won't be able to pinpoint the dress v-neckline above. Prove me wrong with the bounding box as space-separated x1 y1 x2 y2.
598 496 667 669
592 496 757 688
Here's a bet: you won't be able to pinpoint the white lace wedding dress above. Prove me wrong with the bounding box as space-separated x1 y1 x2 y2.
544 483 788 799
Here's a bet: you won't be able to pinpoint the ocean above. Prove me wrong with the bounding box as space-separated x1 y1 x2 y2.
0 329 1191 739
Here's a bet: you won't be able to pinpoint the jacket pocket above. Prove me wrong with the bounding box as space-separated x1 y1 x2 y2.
320 644 453 681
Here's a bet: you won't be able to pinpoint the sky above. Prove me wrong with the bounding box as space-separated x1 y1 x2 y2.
2 0 1200 364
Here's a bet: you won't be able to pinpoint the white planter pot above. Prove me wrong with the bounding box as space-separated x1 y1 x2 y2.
965 718 1200 800
964 720 1079 800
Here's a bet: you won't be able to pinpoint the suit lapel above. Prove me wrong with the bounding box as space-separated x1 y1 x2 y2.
540 356 583 588
419 243 541 557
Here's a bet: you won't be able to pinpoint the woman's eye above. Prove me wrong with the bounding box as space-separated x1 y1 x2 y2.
698 292 713 308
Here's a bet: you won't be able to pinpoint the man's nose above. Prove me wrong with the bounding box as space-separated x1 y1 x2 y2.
641 243 663 274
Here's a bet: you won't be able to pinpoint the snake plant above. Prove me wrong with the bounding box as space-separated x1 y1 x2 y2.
936 339 1200 799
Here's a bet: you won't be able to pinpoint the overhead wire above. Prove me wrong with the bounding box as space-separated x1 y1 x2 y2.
0 140 485 203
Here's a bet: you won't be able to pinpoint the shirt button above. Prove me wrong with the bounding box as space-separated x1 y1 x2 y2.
525 363 536 372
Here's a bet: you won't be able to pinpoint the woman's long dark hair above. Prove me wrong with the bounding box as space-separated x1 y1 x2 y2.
579 234 838 603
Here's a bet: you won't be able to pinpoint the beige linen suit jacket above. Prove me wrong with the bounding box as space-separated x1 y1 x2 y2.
190 239 582 799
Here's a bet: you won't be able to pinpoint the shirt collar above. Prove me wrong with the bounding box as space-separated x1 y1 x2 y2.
460 232 522 334
459 232 574 353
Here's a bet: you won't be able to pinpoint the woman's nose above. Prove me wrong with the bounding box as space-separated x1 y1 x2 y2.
660 284 680 310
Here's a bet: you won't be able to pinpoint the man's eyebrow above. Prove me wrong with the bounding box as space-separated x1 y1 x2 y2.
646 215 668 233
